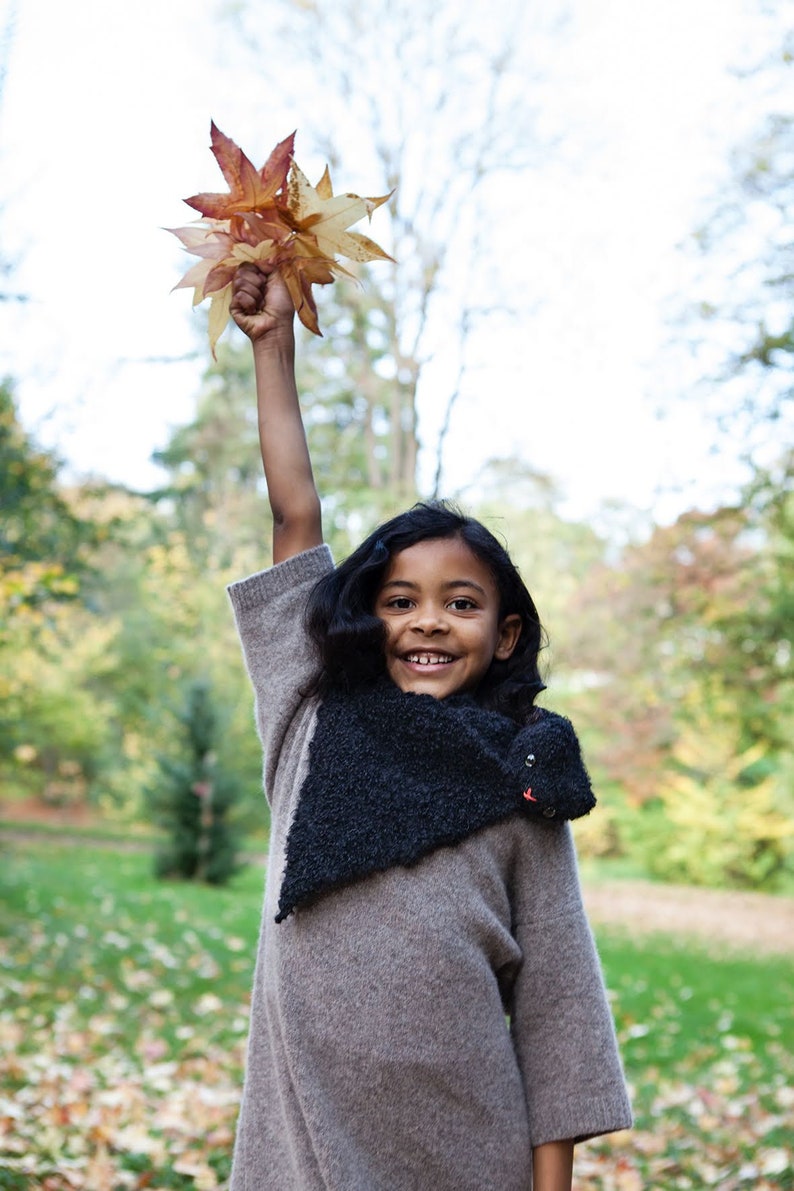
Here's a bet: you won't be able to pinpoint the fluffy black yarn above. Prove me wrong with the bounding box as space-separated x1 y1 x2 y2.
276 680 595 922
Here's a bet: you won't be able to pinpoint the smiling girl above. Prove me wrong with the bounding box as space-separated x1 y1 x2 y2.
225 265 632 1191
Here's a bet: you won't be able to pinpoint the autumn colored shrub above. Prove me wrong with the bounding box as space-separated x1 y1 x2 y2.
629 711 794 890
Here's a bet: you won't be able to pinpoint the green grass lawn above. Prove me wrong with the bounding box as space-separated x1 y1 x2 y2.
591 934 793 1189
1 841 792 1190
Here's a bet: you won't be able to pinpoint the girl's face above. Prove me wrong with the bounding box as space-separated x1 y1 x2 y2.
374 536 522 700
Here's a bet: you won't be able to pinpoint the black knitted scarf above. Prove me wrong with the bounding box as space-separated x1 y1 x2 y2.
276 679 596 922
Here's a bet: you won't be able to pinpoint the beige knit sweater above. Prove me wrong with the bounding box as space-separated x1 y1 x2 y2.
227 546 632 1191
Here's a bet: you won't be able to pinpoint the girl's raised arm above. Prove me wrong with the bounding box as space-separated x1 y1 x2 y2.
231 265 323 564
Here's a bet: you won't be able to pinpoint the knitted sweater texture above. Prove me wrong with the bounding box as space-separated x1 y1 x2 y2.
227 546 632 1191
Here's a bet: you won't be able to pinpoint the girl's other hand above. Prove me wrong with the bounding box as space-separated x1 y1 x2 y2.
231 264 295 342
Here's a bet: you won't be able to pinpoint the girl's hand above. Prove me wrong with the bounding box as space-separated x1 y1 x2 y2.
231 264 295 342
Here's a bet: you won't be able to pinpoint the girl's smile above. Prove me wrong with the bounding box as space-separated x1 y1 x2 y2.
374 536 522 699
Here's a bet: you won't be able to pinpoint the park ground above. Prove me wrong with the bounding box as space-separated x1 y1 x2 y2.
0 818 792 1190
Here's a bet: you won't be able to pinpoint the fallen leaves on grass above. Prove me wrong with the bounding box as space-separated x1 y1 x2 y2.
577 1071 794 1189
2 853 793 1189
169 123 393 354
0 875 253 1189
0 1013 240 1189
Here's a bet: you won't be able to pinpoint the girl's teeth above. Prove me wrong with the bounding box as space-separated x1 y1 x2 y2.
408 654 452 665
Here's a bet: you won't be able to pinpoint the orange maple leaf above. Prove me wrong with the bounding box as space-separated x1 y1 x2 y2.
184 123 295 221
169 125 393 355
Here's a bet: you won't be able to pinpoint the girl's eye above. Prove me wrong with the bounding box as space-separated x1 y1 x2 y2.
387 597 414 609
448 597 477 611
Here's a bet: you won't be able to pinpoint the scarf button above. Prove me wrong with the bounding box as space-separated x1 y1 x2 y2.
542 807 556 818
524 753 535 767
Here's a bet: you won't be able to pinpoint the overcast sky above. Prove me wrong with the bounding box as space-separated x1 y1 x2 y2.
0 0 785 525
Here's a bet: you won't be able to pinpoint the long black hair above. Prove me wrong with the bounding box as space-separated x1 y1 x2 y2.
305 501 547 723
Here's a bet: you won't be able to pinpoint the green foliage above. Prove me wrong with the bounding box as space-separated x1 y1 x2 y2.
718 456 794 751
0 392 128 806
149 680 244 885
0 466 267 821
151 339 269 575
0 379 91 625
0 613 116 804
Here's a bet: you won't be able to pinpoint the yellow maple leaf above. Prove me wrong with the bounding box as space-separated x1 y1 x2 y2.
168 126 393 355
287 163 394 264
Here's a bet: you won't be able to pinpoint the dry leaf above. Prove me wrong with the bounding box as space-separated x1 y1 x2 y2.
184 123 295 221
286 162 393 264
169 124 393 355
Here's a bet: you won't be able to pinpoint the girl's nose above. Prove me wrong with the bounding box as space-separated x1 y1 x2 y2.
411 605 448 634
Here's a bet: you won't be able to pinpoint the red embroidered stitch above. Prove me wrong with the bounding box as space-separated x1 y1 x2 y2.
523 787 537 802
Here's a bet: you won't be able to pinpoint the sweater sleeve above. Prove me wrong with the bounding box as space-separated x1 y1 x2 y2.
227 545 334 803
509 821 633 1146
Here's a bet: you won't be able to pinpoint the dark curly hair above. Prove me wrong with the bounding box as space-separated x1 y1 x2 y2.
305 501 547 724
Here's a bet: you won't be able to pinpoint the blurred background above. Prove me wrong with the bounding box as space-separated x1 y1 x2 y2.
1 3 793 1186
2 0 791 889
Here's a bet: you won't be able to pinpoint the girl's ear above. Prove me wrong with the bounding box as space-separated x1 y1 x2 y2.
494 613 522 661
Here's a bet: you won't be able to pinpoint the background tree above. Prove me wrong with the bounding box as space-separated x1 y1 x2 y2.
0 394 265 822
562 488 793 886
151 339 270 574
0 384 117 806
80 484 266 820
565 506 757 795
225 0 555 502
679 28 793 488
0 380 93 626
148 679 244 885
464 454 607 676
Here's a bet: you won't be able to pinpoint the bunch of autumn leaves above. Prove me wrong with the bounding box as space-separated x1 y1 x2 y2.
170 124 393 355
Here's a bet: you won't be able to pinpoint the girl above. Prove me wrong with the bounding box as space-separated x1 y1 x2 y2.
226 265 632 1191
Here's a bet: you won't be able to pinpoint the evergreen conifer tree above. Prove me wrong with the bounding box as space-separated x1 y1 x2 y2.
150 680 243 884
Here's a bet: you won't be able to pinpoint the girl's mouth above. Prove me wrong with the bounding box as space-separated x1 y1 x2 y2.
402 652 455 666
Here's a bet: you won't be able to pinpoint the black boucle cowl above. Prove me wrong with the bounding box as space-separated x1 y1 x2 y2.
276 679 596 922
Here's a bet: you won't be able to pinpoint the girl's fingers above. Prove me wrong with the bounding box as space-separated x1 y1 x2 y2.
230 282 256 309
231 262 295 328
232 292 258 315
234 264 267 293
232 272 268 313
